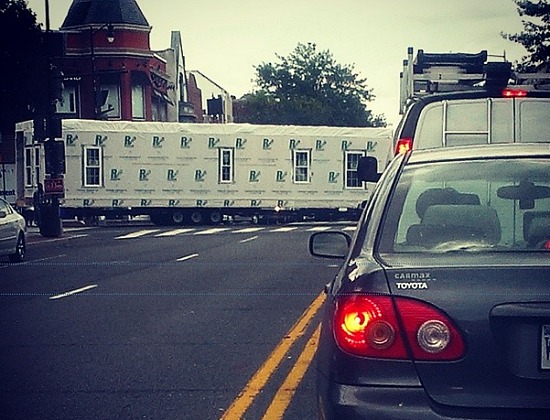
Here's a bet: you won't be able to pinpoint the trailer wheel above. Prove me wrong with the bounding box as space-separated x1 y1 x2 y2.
189 210 203 225
208 210 222 224
171 210 185 225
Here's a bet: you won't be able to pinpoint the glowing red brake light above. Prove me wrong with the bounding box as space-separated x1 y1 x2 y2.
395 138 412 155
502 88 528 98
334 295 465 361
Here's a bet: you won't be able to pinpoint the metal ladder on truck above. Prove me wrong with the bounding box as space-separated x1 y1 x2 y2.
399 47 550 115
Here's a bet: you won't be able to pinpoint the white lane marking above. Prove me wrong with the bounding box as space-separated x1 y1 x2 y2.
177 253 199 262
33 234 89 244
115 229 161 239
271 227 298 233
239 236 258 244
194 228 229 235
233 227 265 234
64 227 94 232
49 284 98 300
155 228 195 237
307 226 331 232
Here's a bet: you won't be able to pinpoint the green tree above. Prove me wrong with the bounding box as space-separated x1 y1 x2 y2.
0 0 43 136
502 0 550 71
235 43 386 127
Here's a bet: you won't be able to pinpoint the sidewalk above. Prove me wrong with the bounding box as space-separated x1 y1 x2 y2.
25 220 91 244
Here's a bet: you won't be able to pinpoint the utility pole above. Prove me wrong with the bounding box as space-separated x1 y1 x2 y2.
38 0 64 237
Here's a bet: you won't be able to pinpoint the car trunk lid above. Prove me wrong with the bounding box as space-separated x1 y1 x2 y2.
381 254 550 410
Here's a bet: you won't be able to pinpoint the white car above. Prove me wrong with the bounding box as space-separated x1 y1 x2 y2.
0 198 26 262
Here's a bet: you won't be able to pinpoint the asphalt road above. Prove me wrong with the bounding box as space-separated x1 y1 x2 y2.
0 222 354 419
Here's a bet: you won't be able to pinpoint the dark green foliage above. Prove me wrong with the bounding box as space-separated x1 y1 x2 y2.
502 0 550 71
235 43 386 127
0 0 43 134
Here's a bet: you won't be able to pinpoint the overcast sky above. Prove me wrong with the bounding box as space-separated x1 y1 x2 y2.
26 0 528 126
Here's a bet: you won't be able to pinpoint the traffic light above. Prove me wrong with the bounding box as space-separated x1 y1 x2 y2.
33 117 62 141
34 31 66 114
50 66 65 103
44 139 66 175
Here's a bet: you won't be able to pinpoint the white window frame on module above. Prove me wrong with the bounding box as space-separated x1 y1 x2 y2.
83 146 103 187
293 149 311 184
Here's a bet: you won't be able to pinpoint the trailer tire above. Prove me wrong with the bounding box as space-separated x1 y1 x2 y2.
208 210 222 224
189 210 203 225
171 210 185 225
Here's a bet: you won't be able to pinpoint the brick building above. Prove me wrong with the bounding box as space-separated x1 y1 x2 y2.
57 0 202 122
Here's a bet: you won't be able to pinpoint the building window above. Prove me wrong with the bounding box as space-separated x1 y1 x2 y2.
152 97 167 121
132 85 145 120
219 148 234 183
56 84 79 115
24 147 40 187
99 84 120 119
83 146 103 187
345 151 366 189
293 150 311 183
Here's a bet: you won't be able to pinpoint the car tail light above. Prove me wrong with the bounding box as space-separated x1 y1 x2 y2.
502 88 528 97
395 138 412 155
333 295 465 361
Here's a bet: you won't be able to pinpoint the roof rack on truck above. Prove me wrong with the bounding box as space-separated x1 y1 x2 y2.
399 47 550 114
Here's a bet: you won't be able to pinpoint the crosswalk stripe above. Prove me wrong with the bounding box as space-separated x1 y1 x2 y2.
155 228 196 237
307 226 332 232
271 227 298 233
194 228 230 235
115 229 161 239
233 227 265 234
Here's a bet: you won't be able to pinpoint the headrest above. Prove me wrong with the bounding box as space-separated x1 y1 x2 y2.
524 211 550 246
416 188 480 218
421 204 501 246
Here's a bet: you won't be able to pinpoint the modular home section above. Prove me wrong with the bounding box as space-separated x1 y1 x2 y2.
16 120 393 223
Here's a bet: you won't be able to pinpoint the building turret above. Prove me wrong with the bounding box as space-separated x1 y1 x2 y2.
58 0 172 121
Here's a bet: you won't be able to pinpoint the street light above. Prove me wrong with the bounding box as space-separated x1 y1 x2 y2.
89 23 115 118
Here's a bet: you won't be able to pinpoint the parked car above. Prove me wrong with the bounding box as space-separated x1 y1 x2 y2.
310 143 550 419
0 197 26 263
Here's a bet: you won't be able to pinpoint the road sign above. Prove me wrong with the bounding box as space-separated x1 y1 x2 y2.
44 177 65 197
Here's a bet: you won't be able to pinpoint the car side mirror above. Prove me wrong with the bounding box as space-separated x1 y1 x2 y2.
0 211 6 218
357 156 381 182
309 231 351 259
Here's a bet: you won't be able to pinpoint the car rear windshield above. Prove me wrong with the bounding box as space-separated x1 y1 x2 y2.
378 157 550 253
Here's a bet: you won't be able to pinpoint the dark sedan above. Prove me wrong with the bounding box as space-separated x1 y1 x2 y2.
310 143 550 419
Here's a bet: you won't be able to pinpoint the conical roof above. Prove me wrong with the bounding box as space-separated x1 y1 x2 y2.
61 0 149 28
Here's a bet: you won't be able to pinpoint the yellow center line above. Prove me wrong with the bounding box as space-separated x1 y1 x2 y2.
219 291 325 420
261 324 321 420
